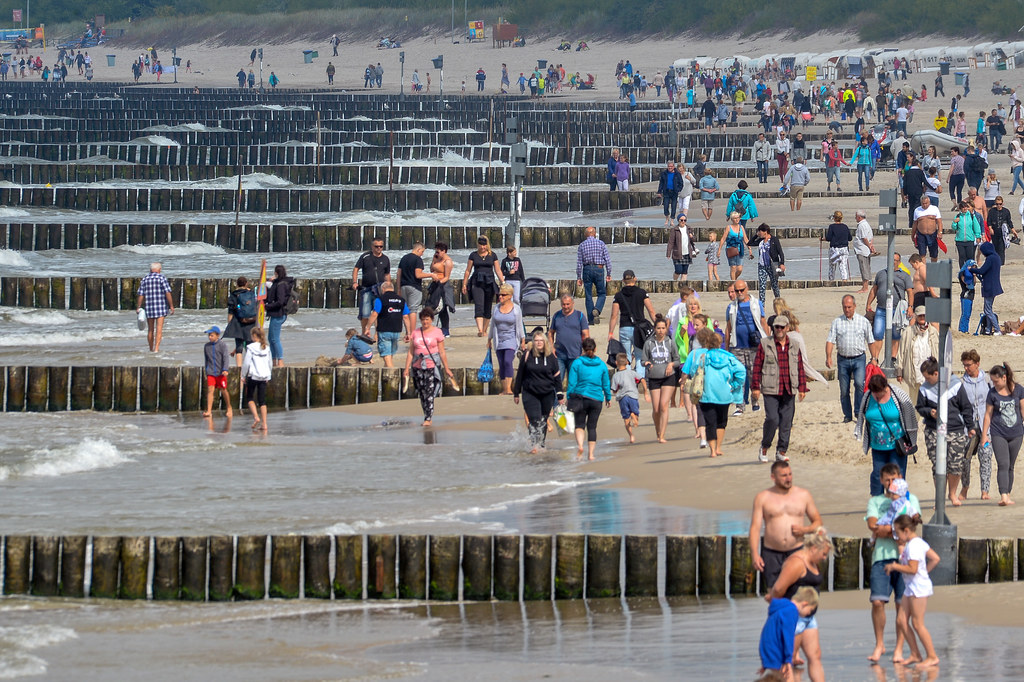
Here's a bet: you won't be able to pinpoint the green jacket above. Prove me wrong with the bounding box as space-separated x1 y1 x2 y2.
953 210 982 242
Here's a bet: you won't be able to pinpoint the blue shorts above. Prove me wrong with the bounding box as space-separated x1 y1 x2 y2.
618 395 640 419
727 254 743 267
795 614 818 635
872 308 904 342
357 288 376 319
915 231 938 259
377 331 401 357
869 559 906 603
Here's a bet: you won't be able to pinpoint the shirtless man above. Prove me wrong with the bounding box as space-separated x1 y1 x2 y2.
907 253 937 312
749 461 823 591
911 195 943 263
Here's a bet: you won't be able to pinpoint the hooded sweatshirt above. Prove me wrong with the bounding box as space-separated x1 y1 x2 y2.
681 347 746 405
241 341 273 381
961 371 993 433
512 353 561 397
970 243 1003 297
265 276 295 318
759 598 798 670
784 162 810 188
916 375 976 432
566 354 611 402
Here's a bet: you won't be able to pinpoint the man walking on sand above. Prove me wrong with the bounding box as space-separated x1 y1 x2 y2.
576 226 612 325
725 279 767 415
751 315 807 463
749 461 823 591
865 463 919 662
825 295 875 423
326 61 336 85
136 262 175 353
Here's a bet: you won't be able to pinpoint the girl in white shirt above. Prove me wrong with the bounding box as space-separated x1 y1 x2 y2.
885 515 941 668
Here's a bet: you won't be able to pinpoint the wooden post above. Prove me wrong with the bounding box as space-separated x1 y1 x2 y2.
70 366 94 410
308 367 334 407
462 534 492 600
861 539 873 590
25 365 47 412
303 535 332 599
523 534 553 600
234 535 267 600
269 535 301 599
179 536 207 601
334 368 358 405
359 367 380 403
493 534 520 601
665 535 698 596
429 535 460 601
367 534 397 599
180 366 202 412
698 536 727 595
158 367 181 412
957 538 988 584
119 536 150 599
152 537 181 600
334 535 363 599
557 532 589 593
265 367 287 409
31 536 60 596
287 367 309 409
398 535 427 600
729 535 756 596
833 536 862 591
988 538 1014 583
208 535 234 602
60 535 87 597
381 367 402 402
3 535 31 594
91 536 122 599
586 534 621 599
47 366 68 411
6 366 25 411
114 366 138 412
138 366 158 412
624 535 658 597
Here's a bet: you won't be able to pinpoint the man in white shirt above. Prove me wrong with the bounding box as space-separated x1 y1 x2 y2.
853 211 877 293
774 130 792 180
895 105 909 135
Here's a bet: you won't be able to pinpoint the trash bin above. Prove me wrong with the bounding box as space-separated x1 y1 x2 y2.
939 61 950 75
106 54 116 67
303 49 313 64
537 59 547 70
997 61 1007 71
311 50 318 58
955 71 966 85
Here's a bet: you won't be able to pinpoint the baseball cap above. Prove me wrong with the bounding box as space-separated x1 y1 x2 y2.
913 306 927 316
204 326 222 335
773 315 790 327
888 478 909 498
622 269 636 280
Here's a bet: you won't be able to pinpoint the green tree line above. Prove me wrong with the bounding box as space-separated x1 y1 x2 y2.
2 0 1020 42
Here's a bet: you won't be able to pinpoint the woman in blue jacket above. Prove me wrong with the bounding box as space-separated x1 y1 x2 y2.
970 242 1002 333
566 337 611 461
680 326 746 458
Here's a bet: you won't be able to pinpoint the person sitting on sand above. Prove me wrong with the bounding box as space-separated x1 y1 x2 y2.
337 328 374 365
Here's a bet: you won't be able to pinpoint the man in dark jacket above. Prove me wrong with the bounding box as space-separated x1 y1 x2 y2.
970 242 1002 334
901 155 926 228
606 148 619 191
986 196 1019 263
701 95 717 132
656 160 684 225
963 145 986 190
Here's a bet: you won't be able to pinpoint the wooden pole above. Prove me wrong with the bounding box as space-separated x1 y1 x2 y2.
522 534 551 600
665 535 698 596
398 535 427 599
303 535 332 599
234 535 267 600
3 535 31 594
493 534 520 601
60 535 87 597
728 535 756 596
91 536 122 599
624 535 657 597
269 535 301 599
334 535 363 599
586 534 621 599
152 536 182 600
119 536 150 599
208 535 234 601
429 535 460 601
462 534 492 600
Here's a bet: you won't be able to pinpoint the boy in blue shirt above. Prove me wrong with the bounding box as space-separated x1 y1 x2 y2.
202 326 233 418
958 259 976 333
759 586 819 679
338 328 374 365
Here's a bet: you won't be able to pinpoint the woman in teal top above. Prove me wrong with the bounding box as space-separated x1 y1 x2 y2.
951 200 983 268
855 374 918 495
565 337 611 461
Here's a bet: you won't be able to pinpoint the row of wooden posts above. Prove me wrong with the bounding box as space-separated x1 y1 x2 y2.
0 276 858 313
1 534 1019 602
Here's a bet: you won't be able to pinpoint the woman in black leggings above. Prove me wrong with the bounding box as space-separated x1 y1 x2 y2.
461 235 504 337
982 362 1024 507
513 330 561 453
564 337 611 461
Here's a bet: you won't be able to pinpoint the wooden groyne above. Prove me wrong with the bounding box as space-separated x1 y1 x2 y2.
1 533 1018 601
0 276 860 312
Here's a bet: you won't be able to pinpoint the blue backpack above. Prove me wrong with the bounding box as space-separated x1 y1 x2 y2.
235 289 258 322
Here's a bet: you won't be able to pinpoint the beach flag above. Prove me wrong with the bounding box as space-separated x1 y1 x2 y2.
256 259 268 329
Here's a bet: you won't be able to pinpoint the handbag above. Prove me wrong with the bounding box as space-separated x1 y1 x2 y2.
477 350 494 383
687 354 706 401
566 393 585 412
883 410 918 462
726 246 740 258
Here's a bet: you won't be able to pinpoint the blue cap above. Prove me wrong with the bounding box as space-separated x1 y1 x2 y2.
204 326 221 335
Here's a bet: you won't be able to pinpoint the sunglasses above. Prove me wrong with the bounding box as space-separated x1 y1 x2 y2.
773 325 787 329
736 287 748 292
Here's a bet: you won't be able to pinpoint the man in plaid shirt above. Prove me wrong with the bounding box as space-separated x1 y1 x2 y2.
575 226 612 325
751 315 808 463
136 262 175 352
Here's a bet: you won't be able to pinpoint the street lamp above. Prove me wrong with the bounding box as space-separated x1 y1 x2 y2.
172 46 177 84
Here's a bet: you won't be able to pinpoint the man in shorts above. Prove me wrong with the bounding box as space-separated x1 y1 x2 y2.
749 461 822 591
783 156 810 211
698 168 720 221
352 237 392 335
136 262 175 352
866 253 913 362
911 195 943 262
366 282 412 368
865 464 919 662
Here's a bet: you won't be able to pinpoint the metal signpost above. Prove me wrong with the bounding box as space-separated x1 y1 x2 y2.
399 51 405 96
432 56 444 98
923 261 957 585
877 189 899 376
505 116 525 250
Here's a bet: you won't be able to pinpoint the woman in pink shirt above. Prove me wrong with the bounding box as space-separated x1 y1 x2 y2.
404 307 456 426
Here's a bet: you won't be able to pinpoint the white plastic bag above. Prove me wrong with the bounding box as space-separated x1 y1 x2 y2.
553 404 574 435
136 308 147 331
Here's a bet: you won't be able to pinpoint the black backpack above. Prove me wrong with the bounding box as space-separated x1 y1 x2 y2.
235 289 258 322
284 281 301 315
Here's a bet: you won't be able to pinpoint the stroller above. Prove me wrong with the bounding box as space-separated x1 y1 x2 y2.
519 277 553 329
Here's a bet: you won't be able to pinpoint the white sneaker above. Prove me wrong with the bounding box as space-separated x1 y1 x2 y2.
732 407 743 417
700 439 708 449
775 452 790 462
758 448 769 463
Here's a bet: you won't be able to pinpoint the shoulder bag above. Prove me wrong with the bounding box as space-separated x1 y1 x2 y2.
882 407 918 462
688 354 706 401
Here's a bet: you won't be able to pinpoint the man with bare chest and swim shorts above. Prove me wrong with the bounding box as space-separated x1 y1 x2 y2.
749 461 823 590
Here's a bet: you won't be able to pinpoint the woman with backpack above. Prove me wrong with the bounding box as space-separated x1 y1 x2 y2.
265 264 295 368
224 276 258 368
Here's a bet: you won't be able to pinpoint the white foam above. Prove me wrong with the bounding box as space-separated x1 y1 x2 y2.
0 330 117 347
114 242 226 256
191 173 292 190
0 207 30 217
7 310 73 325
22 438 131 477
0 625 77 679
0 249 29 267
141 123 232 133
127 135 181 147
